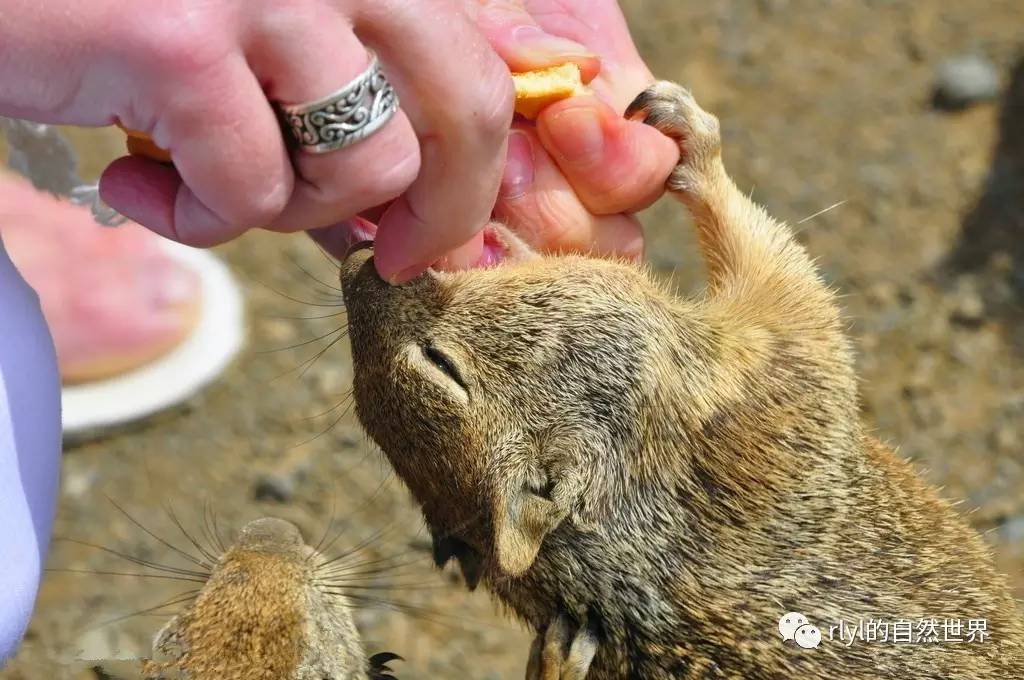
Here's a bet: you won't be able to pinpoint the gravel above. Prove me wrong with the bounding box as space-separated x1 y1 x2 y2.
934 54 1001 110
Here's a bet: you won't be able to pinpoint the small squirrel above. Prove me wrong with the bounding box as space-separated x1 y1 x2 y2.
142 517 400 680
340 82 1024 678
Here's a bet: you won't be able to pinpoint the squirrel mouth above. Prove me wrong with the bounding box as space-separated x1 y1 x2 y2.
478 225 507 269
337 217 522 282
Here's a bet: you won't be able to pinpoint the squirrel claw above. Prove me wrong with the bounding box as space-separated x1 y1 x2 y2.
525 613 598 680
625 80 722 196
369 651 403 679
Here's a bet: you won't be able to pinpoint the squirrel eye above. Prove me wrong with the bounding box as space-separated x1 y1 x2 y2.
421 343 467 390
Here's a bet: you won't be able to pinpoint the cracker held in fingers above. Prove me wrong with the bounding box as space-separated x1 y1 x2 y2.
512 63 588 119
116 122 173 164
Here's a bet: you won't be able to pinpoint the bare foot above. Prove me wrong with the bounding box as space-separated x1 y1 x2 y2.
0 171 201 384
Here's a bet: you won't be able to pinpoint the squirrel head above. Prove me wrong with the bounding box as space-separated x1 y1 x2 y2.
148 517 369 679
341 229 690 578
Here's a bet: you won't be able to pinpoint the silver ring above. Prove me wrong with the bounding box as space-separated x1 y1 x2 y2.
278 51 399 154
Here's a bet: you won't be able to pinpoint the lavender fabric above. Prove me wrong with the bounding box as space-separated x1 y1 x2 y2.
0 234 61 663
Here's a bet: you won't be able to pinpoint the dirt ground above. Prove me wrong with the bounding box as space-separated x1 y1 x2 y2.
4 1 1024 678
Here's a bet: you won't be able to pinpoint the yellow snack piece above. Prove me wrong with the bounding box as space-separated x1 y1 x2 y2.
512 63 588 120
116 122 173 164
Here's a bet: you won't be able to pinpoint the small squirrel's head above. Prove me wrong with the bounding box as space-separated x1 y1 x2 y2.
149 517 372 680
233 516 307 555
341 230 683 579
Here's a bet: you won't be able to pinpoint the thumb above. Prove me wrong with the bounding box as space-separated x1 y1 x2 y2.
536 95 679 216
493 126 645 260
472 0 601 82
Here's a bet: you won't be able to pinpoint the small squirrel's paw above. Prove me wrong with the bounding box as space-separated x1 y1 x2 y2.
369 651 403 679
625 81 722 195
525 613 598 680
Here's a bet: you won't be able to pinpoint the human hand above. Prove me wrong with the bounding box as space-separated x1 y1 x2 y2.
0 0 597 282
331 0 680 267
478 0 680 260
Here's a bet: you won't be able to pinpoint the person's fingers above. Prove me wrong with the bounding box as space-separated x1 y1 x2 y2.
99 54 293 246
99 157 183 237
473 0 600 83
534 96 677 216
431 232 488 272
362 0 516 283
253 6 421 232
306 213 484 269
524 0 654 112
493 127 644 260
308 215 378 260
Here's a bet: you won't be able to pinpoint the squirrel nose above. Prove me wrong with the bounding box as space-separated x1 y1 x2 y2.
339 241 377 291
237 517 304 551
345 239 374 258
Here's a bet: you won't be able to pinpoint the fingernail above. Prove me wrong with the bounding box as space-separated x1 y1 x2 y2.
500 131 534 199
547 105 605 164
511 25 597 59
387 263 428 285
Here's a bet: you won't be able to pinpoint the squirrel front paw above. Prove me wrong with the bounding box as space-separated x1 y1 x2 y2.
525 612 598 680
625 81 723 196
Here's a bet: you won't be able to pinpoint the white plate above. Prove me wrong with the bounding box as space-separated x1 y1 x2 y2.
61 241 245 436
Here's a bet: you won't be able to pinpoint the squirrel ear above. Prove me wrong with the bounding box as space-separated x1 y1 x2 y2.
493 485 567 576
485 223 540 264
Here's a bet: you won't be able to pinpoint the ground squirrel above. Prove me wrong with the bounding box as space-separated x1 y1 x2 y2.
340 82 1024 678
142 517 399 680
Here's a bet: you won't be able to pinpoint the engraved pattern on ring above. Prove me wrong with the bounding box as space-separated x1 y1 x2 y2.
281 55 399 153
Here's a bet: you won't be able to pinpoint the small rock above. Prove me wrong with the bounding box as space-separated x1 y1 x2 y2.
933 54 1000 110
950 290 985 326
62 468 97 499
253 472 296 503
991 425 1019 455
1000 515 1024 543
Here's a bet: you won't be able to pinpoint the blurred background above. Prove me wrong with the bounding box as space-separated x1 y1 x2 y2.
2 0 1023 677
